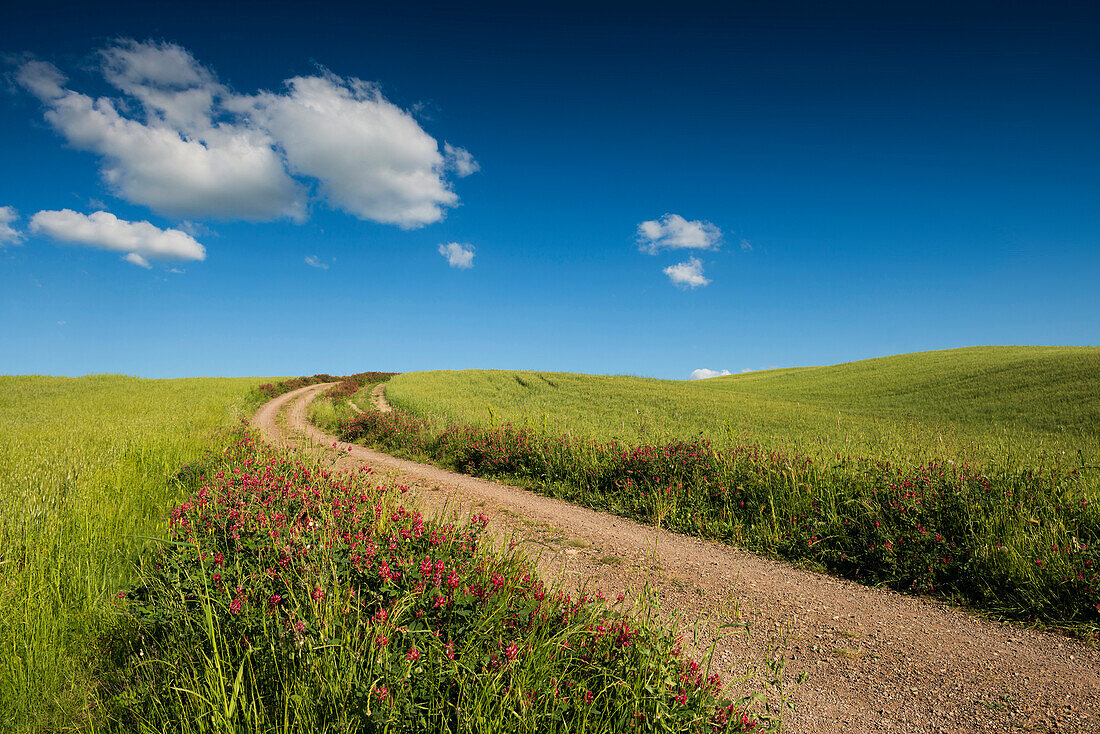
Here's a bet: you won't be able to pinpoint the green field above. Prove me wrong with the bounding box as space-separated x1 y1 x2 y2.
1 374 777 733
331 347 1100 628
386 346 1100 468
0 375 265 732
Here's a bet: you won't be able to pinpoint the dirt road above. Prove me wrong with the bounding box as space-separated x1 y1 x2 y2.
254 384 1100 733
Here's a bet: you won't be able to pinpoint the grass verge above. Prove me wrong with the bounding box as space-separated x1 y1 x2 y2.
103 431 793 732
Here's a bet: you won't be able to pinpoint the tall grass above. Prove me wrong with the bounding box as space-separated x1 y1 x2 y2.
0 375 265 732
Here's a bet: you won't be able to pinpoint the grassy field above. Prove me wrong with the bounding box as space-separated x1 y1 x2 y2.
0 375 265 732
1 373 780 732
334 347 1100 629
384 346 1100 469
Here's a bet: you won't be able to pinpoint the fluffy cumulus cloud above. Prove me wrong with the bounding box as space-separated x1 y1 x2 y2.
0 206 23 245
637 213 721 254
689 368 732 380
438 242 474 269
16 40 475 228
232 74 464 228
16 50 305 222
663 256 710 288
29 209 206 266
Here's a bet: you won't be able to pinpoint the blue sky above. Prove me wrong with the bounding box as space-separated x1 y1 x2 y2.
1 1 1098 379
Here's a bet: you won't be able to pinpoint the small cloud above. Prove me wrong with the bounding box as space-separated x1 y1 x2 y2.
304 255 329 269
739 238 752 252
663 256 710 289
124 252 152 268
689 368 732 380
57 320 66 326
444 143 480 177
15 59 66 101
29 209 206 264
178 220 215 237
438 241 474 269
637 213 721 254
0 206 24 245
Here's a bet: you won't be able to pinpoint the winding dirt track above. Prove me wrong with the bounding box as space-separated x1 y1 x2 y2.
254 384 1100 734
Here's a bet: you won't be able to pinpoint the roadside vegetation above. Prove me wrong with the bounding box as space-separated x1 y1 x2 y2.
107 431 781 732
331 348 1100 631
305 372 395 430
256 371 396 405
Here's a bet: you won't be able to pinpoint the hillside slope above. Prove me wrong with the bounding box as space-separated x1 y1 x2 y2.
386 346 1100 464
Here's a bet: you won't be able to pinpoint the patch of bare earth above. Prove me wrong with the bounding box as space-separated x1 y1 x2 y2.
253 384 1100 734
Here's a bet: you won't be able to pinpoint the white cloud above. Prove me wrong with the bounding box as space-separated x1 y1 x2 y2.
663 256 710 288
233 74 461 228
740 238 753 252
438 241 474 269
636 213 721 254
0 206 23 245
17 40 475 228
29 209 206 265
177 220 214 237
689 368 732 380
14 60 66 100
444 143 480 177
99 39 221 133
304 255 329 269
17 53 306 222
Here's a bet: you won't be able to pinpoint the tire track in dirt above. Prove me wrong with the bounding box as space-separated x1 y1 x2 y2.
254 384 1100 734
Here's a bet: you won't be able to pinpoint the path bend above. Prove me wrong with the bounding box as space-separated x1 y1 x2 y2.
253 383 1099 734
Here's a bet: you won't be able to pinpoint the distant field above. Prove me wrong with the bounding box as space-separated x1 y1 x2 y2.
0 374 264 732
386 347 1100 467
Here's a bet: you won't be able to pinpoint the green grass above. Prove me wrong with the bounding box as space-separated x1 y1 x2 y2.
0 374 266 732
385 346 1100 468
333 347 1100 628
308 380 387 433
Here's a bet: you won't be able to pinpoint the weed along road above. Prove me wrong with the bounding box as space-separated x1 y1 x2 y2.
255 384 1100 734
